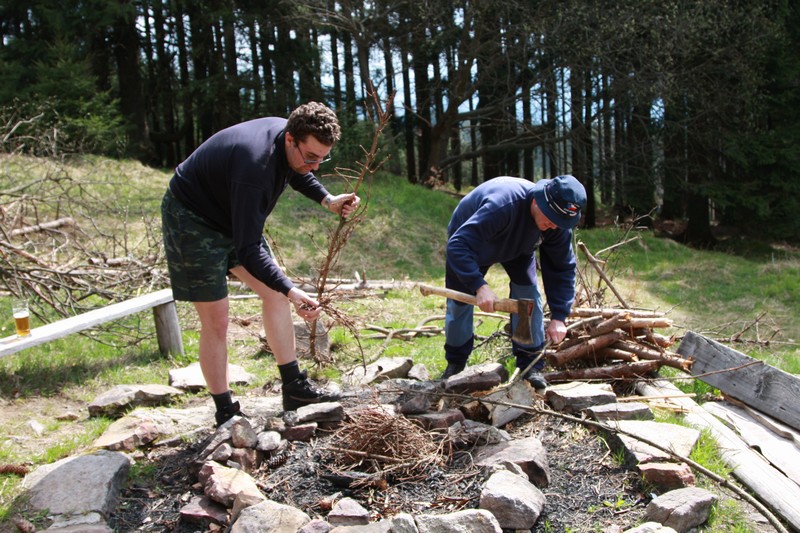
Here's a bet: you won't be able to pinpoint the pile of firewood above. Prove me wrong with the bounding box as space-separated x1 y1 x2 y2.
542 307 693 384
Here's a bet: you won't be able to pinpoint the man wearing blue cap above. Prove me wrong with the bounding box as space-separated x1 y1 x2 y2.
440 175 587 388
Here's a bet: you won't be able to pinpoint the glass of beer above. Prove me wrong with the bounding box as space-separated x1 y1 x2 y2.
12 299 30 337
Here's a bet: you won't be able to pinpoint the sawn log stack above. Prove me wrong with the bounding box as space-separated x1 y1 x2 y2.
543 307 690 384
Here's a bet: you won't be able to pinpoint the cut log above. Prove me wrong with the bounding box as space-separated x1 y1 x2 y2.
547 331 624 367
570 307 666 318
586 313 631 337
544 360 660 383
596 347 639 363
611 340 692 372
677 331 800 432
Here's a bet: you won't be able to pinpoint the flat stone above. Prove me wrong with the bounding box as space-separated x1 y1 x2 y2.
604 420 700 465
587 402 654 421
409 408 465 430
415 509 502 532
169 362 255 391
88 384 184 417
179 495 229 525
230 499 310 532
444 363 508 394
545 382 617 413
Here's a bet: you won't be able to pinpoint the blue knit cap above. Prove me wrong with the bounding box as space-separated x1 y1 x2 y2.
533 175 587 229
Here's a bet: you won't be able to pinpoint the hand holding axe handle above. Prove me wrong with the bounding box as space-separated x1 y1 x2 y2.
417 283 534 345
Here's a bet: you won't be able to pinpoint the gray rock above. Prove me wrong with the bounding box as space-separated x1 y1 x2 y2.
256 430 282 452
328 496 370 526
447 419 511 449
587 402 654 421
645 487 717 532
22 449 131 518
296 402 346 423
444 363 508 394
545 382 617 413
414 509 502 532
407 363 430 381
604 420 700 466
230 417 258 448
230 499 310 532
88 384 184 417
479 470 546 529
474 436 551 488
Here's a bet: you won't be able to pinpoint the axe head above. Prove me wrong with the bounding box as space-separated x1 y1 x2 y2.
511 298 535 345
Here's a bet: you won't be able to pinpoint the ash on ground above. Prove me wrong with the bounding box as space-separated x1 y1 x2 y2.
110 409 647 532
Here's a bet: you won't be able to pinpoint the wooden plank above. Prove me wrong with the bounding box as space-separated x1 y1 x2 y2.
677 331 800 432
0 289 176 359
703 401 800 485
637 379 800 530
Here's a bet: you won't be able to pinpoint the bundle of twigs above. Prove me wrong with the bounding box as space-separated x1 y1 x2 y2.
324 406 445 482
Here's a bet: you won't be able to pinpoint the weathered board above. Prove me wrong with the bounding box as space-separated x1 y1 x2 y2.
704 401 800 485
677 331 800 432
637 379 800 531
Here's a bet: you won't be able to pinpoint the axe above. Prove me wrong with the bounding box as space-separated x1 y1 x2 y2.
418 283 534 345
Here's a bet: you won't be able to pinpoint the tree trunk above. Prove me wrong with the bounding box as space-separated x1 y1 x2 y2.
112 0 153 162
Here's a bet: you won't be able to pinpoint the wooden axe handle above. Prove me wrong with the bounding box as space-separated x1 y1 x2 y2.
418 283 520 314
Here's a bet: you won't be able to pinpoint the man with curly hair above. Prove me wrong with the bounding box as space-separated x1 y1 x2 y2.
161 102 358 426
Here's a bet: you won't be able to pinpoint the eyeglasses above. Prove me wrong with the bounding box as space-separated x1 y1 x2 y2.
294 141 331 165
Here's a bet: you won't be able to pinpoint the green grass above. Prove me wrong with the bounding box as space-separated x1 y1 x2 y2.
2 154 799 529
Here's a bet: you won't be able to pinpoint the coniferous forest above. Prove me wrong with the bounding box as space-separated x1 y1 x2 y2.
2 1 799 245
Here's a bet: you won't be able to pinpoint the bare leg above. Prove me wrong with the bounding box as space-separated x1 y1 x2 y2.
194 298 230 394
229 266 297 365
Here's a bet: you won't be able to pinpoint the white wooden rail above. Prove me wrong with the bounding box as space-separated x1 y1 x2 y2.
0 289 184 359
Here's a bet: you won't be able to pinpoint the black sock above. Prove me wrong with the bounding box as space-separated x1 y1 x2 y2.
211 390 234 412
278 360 302 383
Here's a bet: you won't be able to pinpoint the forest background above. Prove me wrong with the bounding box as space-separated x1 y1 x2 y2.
1 0 799 246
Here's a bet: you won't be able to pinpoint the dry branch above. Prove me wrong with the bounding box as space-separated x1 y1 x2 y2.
547 331 625 367
544 360 660 382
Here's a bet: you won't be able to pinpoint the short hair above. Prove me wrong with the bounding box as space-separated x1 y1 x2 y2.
286 102 341 146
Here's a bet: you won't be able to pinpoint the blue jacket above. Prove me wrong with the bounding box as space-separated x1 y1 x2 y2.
446 176 577 321
169 117 329 295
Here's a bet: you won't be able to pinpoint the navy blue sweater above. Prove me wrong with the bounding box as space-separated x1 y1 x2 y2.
446 176 577 322
169 117 329 295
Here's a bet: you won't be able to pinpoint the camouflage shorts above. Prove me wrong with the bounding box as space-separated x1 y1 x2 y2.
161 188 271 302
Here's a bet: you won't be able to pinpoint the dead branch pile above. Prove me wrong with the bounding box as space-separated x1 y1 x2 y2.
324 406 445 483
1 152 168 341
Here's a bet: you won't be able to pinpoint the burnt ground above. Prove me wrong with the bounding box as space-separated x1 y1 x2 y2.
108 403 650 533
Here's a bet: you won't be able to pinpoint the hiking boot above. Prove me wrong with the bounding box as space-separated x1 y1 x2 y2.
523 370 548 390
282 371 341 411
439 362 466 380
215 400 242 427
